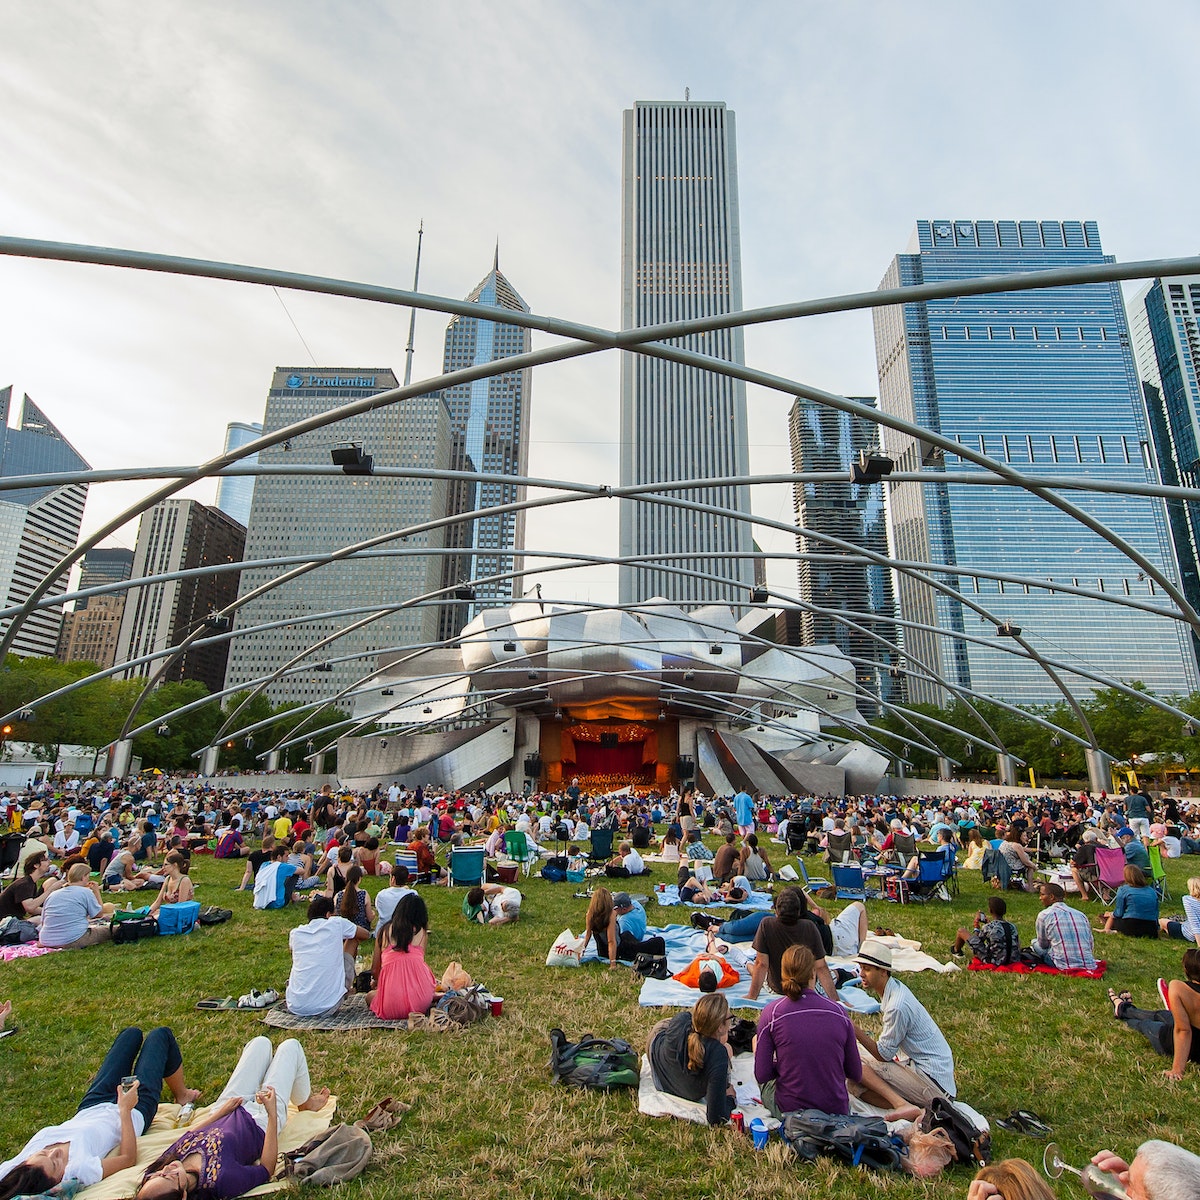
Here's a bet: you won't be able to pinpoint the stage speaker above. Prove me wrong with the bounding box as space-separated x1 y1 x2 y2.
600 733 619 749
675 755 695 780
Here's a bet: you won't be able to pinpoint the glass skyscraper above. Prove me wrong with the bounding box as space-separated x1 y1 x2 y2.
224 368 449 706
1130 276 1200 663
788 396 901 717
436 255 532 642
619 101 754 607
875 220 1196 706
0 387 90 658
215 421 262 529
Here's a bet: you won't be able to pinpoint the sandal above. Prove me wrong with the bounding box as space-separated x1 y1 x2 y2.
406 1012 427 1031
1014 1110 1052 1136
355 1096 411 1132
1108 988 1132 1018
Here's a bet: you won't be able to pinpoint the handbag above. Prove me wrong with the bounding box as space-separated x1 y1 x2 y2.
631 953 670 979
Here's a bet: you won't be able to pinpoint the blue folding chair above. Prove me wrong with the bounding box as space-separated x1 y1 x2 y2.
831 862 880 901
909 852 953 902
449 846 485 887
797 858 831 893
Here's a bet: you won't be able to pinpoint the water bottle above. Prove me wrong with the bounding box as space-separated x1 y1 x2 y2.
125 901 133 912
176 1102 195 1127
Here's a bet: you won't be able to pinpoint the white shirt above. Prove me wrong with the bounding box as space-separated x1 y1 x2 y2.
286 915 361 1016
374 884 415 931
488 887 522 919
0 1103 146 1187
623 847 644 874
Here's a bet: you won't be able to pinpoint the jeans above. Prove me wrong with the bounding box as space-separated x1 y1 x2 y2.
1118 1003 1175 1057
718 911 770 942
216 1037 312 1132
77 1026 181 1131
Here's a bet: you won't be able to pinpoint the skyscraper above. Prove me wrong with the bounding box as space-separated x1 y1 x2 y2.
0 387 90 658
619 100 754 607
115 498 246 694
58 594 125 669
875 220 1196 706
788 396 901 717
215 421 262 528
437 255 532 642
75 547 134 608
1130 276 1200 663
224 369 449 706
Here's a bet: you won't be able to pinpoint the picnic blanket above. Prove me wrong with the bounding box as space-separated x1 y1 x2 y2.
968 958 1107 979
654 885 773 910
1 943 60 962
75 1096 337 1200
619 924 882 1014
867 934 961 976
262 994 409 1031
639 1050 779 1126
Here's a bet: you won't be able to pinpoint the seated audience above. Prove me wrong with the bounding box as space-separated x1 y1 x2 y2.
604 841 644 878
1102 865 1160 938
953 896 1020 965
0 851 61 927
1110 947 1200 1080
252 846 298 910
38 863 115 949
332 865 375 932
148 851 194 915
285 895 370 1016
746 887 837 1003
368 893 439 1019
1161 875 1200 943
0 1026 198 1198
646 993 735 1126
1027 882 1097 971
135 1037 329 1200
584 887 666 968
374 864 415 931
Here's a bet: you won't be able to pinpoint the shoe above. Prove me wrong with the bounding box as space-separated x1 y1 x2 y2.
260 988 280 1006
237 990 272 1009
1158 977 1170 1008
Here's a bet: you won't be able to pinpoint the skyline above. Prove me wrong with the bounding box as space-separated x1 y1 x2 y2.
2 3 1199 619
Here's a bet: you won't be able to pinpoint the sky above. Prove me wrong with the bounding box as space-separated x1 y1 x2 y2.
1 1 1198 606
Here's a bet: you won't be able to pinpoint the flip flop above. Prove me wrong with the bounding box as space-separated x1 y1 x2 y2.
196 997 236 1010
1015 1110 1052 1136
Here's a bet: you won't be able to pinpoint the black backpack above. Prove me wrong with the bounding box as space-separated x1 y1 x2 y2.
549 1029 639 1090
781 1110 903 1171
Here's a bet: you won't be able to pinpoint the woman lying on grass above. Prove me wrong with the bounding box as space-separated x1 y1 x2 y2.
0 1026 198 1200
135 1037 328 1200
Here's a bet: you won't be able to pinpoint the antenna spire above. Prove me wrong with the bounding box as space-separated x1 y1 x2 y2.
494 237 499 272
403 219 424 388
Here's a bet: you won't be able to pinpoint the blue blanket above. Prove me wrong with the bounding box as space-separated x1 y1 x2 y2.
654 885 774 909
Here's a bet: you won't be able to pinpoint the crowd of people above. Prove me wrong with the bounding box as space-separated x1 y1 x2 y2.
4 772 1200 1196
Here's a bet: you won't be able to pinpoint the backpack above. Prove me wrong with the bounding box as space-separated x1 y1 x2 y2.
111 915 159 944
631 953 669 979
0 916 37 945
549 1028 639 1090
540 864 567 883
283 1123 372 1185
781 1110 904 1171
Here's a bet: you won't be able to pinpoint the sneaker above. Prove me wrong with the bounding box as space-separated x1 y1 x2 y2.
1158 977 1170 1008
260 988 280 1006
237 991 261 1009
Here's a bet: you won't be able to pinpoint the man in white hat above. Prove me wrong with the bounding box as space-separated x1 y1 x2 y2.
852 937 957 1096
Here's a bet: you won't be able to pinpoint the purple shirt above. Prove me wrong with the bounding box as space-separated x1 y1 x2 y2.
161 1105 270 1200
754 989 861 1115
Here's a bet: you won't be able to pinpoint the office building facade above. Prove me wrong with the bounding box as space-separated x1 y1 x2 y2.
58 593 125 668
75 547 134 609
1130 276 1200 662
224 368 449 706
215 421 262 529
788 396 901 717
875 219 1196 706
437 256 532 642
619 101 754 607
0 387 90 658
116 499 246 693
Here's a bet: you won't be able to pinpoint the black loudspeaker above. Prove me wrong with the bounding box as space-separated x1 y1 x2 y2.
600 733 619 749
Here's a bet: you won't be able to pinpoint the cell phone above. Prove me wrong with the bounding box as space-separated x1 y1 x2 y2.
121 1076 137 1092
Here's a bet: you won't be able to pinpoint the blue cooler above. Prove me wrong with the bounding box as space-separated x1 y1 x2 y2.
157 900 200 936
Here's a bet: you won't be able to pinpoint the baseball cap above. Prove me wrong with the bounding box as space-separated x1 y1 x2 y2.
612 892 632 910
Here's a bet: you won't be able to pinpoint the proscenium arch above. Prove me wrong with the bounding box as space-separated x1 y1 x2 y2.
0 236 1196 776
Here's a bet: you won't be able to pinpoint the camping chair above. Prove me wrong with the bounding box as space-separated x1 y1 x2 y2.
449 846 485 888
831 862 880 901
826 830 855 866
1093 846 1127 905
785 818 809 855
0 832 25 879
588 827 614 864
503 830 536 877
796 858 831 894
908 853 953 902
1148 843 1171 902
891 832 918 867
395 851 425 885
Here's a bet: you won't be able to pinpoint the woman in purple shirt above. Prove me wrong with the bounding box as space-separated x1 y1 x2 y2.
754 946 922 1121
136 1038 329 1200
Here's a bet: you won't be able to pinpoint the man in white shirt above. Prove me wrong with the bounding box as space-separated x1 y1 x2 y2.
52 819 80 859
286 895 371 1016
373 865 416 931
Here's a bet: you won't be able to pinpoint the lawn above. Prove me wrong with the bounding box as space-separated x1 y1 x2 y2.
2 842 1197 1200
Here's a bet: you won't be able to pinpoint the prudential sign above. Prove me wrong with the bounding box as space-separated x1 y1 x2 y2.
285 374 377 389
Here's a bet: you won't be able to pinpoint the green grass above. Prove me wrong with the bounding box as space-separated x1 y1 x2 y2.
3 844 1198 1199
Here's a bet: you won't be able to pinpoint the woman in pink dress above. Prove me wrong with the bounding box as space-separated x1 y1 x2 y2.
368 893 438 1019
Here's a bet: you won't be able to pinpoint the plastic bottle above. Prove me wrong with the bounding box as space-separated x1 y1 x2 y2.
176 1102 195 1127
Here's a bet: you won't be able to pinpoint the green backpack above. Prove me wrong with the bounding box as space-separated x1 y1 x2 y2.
549 1028 639 1090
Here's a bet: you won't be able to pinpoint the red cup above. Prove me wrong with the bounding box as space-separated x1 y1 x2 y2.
489 997 503 1016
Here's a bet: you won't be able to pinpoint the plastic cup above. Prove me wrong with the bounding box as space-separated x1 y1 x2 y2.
489 997 504 1016
749 1117 770 1149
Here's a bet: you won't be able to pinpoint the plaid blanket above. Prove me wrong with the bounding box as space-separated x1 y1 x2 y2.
262 994 410 1031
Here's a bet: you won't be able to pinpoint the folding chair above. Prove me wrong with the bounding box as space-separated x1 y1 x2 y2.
796 858 831 893
503 830 535 877
891 832 918 866
908 852 953 902
449 846 485 888
831 862 880 901
826 830 854 866
981 846 1013 891
1093 846 1127 905
0 832 25 879
1149 843 1171 902
588 827 614 864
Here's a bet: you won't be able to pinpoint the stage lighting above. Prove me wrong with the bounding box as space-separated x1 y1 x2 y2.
850 450 894 484
996 620 1022 637
330 442 374 475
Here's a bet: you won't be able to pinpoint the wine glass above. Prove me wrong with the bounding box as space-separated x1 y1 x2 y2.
1043 1142 1129 1200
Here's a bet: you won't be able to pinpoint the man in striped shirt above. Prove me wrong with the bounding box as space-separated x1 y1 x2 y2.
1030 882 1096 970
